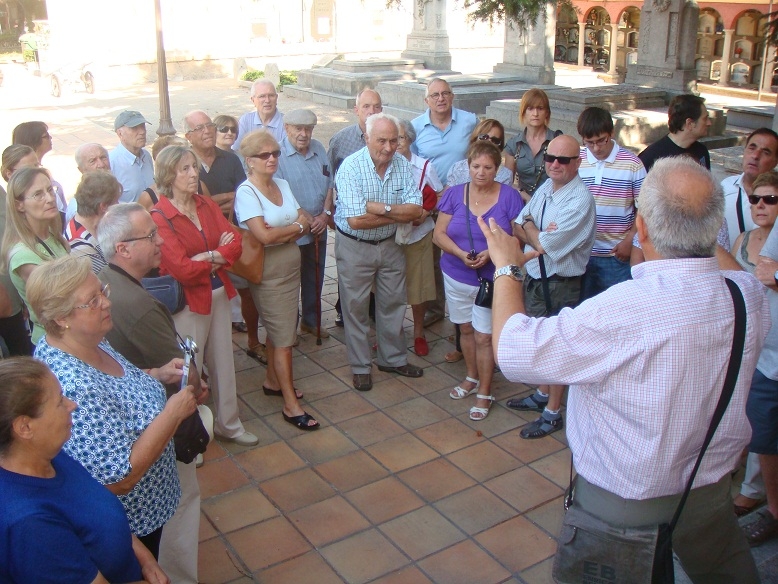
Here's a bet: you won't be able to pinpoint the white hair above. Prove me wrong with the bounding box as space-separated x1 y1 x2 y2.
251 79 277 97
74 143 109 172
97 203 147 262
365 113 400 138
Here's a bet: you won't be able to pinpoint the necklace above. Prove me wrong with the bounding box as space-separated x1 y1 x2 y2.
173 200 197 222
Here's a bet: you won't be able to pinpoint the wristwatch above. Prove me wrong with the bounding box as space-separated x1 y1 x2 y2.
323 209 332 216
384 204 392 215
493 264 524 282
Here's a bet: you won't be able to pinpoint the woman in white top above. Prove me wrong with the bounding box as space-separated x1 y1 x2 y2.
235 130 319 431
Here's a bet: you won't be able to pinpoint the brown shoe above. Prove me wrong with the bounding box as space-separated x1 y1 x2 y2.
744 511 778 546
376 363 423 378
353 373 373 391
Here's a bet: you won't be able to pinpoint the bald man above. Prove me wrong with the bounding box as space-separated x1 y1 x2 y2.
66 143 113 222
510 135 596 439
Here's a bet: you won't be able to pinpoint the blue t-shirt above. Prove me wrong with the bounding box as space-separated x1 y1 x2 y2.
0 451 142 583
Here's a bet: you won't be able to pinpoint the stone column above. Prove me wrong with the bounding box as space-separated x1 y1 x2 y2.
719 29 733 85
401 0 452 70
608 24 619 75
493 1 556 84
625 0 699 93
577 22 587 67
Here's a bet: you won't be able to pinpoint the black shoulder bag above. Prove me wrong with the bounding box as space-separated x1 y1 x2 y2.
464 184 493 308
142 209 186 314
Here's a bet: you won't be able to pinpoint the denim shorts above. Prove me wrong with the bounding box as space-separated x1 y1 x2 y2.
746 368 778 455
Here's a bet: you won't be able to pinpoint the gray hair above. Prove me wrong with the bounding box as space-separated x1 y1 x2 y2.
251 79 277 98
74 143 109 172
365 112 399 138
97 202 147 262
398 119 416 144
638 157 723 259
425 78 451 98
182 110 210 134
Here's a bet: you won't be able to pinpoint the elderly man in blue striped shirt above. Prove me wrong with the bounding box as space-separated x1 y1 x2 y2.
334 113 425 391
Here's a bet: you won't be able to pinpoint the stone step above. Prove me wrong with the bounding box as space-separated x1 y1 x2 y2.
282 84 356 109
296 68 418 97
330 59 425 73
724 105 775 131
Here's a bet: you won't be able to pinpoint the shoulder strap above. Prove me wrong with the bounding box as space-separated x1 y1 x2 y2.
420 159 430 190
736 186 746 234
150 208 175 231
231 183 264 225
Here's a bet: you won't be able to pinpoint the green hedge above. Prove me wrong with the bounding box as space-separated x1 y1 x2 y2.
241 69 298 86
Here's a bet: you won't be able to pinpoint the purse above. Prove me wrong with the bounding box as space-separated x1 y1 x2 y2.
552 278 747 584
143 210 185 314
420 159 438 212
463 184 493 308
227 184 265 285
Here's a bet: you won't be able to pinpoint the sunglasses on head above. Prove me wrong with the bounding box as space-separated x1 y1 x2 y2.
217 126 237 134
477 134 503 147
250 150 281 160
748 194 778 205
543 153 575 165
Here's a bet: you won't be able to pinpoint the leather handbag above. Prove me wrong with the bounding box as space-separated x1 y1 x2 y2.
141 272 186 314
464 184 493 308
227 184 265 285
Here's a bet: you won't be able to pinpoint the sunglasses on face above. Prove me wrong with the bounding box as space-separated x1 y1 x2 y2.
249 150 281 160
478 134 503 147
217 126 237 134
748 194 778 205
543 154 575 165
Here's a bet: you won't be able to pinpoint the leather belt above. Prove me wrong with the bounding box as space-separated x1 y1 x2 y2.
336 226 394 246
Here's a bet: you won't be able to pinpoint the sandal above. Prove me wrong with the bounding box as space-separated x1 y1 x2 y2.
734 495 764 517
520 414 564 439
469 394 495 421
744 511 778 546
450 376 480 400
282 411 320 431
246 343 268 365
263 386 304 400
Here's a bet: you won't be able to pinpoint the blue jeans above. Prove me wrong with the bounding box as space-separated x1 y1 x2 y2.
580 255 632 302
746 368 778 455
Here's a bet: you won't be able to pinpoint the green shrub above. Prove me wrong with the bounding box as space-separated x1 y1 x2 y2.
241 69 264 82
279 70 298 86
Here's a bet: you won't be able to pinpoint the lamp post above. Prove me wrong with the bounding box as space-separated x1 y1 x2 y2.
154 0 175 135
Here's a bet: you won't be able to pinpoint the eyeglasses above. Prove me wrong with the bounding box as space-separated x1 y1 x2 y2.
74 283 110 311
217 126 237 134
122 228 158 244
252 93 277 100
543 154 576 165
24 186 55 202
478 134 503 147
249 150 281 160
748 194 778 205
583 135 611 149
427 91 453 101
188 123 216 134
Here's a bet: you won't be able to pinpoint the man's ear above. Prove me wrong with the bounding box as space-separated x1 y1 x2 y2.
635 213 648 245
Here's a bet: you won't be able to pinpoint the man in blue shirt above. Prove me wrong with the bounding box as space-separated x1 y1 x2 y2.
109 111 154 203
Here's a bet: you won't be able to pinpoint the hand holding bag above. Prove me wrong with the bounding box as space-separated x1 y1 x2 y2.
227 184 265 284
463 184 493 308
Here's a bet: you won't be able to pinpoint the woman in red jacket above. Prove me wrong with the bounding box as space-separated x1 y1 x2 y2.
152 145 258 447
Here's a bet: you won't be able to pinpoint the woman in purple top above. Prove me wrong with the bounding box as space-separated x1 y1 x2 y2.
433 141 524 421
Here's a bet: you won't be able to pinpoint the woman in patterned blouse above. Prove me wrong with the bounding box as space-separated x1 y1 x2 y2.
28 255 199 559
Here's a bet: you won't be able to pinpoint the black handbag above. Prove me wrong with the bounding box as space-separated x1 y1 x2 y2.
553 278 747 584
464 184 493 308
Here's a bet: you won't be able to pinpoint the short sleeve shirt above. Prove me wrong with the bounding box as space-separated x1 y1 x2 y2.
411 108 478 181
235 178 301 240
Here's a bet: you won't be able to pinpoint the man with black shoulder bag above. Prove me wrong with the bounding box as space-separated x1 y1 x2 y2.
481 156 769 583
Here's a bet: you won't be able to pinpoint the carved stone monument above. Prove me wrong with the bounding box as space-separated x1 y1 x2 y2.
492 2 556 85
401 0 453 70
625 0 699 92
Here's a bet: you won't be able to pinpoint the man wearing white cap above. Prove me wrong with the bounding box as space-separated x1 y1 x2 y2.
109 110 154 203
276 109 333 338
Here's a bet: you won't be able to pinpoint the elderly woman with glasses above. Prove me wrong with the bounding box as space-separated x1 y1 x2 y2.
29 255 199 559
214 114 240 152
446 119 513 187
236 129 319 431
0 357 171 583
151 145 258 447
1 167 69 346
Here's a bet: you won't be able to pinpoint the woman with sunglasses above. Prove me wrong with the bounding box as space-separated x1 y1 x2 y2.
433 141 524 421
214 115 240 152
446 119 513 187
236 130 319 431
152 145 259 448
12 122 67 223
503 89 562 203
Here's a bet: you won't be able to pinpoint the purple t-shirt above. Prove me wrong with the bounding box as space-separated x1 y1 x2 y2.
439 183 524 286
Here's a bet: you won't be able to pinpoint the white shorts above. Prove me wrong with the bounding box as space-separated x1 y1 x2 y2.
442 272 492 334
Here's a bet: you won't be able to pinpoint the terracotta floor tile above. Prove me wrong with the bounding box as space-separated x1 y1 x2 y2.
287 425 358 465
485 467 564 512
339 411 406 447
312 390 377 423
379 506 466 560
287 495 370 547
199 512 218 542
315 450 390 492
294 371 351 401
260 467 337 513
201 486 279 533
241 388 284 417
235 367 264 395
417 539 511 584
262 404 327 439
529 448 573 488
525 499 566 539
253 551 344 584
234 441 306 482
225 516 312 572
476 515 558 573
345 476 425 524
366 433 439 473
291 353 326 379
361 376 421 408
397 458 476 502
446 441 523 482
196 458 250 499
518 557 556 584
453 404 527 438
304 343 352 370
202 439 229 464
320 529 410 584
383 396 450 430
412 417 485 455
197 536 247 583
434 485 518 535
370 566 434 584
492 427 566 464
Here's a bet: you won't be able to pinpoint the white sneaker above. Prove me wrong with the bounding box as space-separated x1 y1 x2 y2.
216 431 259 447
195 453 204 467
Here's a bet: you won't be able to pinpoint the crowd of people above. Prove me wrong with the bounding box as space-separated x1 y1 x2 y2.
1 77 778 583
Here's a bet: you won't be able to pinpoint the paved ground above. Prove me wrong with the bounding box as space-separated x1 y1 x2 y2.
2 62 778 583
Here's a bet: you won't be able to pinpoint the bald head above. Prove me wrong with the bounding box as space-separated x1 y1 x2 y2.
354 89 383 130
545 135 581 189
75 143 110 173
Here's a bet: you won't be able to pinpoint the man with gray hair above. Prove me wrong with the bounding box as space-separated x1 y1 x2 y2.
66 143 112 221
482 156 768 582
276 108 333 338
109 110 154 203
335 112 425 391
234 79 284 149
98 203 207 584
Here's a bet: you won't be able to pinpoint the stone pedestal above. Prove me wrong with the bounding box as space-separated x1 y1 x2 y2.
401 0 452 71
493 2 556 85
625 0 698 93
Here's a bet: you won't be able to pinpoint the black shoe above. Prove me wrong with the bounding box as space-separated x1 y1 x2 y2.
507 394 548 412
353 373 373 391
520 415 564 439
335 312 344 327
376 363 423 378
